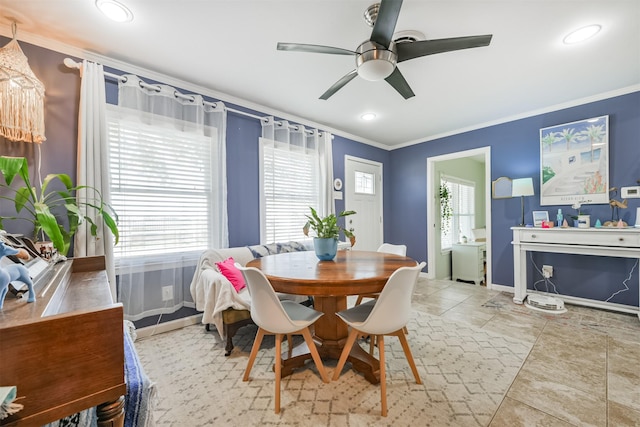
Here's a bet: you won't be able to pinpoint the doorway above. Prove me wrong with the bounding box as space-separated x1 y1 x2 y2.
426 147 492 287
345 155 383 251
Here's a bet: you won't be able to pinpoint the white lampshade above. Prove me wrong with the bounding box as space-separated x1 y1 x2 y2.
512 178 534 197
357 58 395 81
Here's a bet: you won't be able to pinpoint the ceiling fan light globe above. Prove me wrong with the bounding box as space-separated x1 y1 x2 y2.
356 41 397 81
358 59 395 81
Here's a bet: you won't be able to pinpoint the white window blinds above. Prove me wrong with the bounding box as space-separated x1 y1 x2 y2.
441 176 475 250
106 106 219 258
260 137 320 243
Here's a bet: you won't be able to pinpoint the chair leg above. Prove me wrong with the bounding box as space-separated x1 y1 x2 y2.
274 333 283 414
369 335 376 355
395 329 422 385
378 335 387 417
243 328 266 381
300 328 329 383
355 295 364 306
332 328 360 381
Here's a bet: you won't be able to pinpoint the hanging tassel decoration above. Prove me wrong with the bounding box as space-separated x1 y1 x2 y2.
0 23 46 143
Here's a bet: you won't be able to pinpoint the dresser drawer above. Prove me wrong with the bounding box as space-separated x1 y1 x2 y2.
519 229 640 248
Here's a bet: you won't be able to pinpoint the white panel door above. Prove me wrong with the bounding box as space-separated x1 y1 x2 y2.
345 156 383 251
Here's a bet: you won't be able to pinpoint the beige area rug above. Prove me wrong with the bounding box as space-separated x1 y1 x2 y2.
134 311 532 426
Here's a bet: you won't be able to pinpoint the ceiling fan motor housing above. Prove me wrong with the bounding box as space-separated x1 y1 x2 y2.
356 40 397 81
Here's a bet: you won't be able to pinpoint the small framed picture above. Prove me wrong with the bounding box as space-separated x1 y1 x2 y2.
532 211 549 227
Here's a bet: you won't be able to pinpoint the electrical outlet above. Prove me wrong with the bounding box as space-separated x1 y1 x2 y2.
542 265 553 278
162 286 173 301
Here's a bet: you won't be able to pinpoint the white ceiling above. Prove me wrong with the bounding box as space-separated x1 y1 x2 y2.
1 0 638 149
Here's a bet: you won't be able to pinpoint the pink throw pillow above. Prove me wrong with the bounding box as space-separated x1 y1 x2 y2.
216 257 246 293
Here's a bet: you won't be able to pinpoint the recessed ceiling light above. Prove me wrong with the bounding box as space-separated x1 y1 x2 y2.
361 113 377 121
563 24 601 44
96 0 134 22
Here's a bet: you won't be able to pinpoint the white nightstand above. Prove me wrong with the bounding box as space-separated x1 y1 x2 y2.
452 242 486 285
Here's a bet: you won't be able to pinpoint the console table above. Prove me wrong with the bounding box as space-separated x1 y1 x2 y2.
511 226 640 320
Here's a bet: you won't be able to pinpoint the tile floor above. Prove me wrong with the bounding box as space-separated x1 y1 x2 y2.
412 278 640 427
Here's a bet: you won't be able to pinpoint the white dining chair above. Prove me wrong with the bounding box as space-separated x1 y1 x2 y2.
354 243 407 306
236 264 329 414
376 243 407 257
356 243 410 353
332 262 426 417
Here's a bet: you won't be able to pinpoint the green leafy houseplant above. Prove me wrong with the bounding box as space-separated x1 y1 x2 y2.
0 156 119 255
439 183 452 234
303 207 356 247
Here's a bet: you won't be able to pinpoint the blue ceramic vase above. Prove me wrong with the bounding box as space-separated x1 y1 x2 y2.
313 237 338 261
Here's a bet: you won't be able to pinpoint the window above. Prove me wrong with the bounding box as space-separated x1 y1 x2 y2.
260 137 321 243
355 171 375 194
440 176 475 250
106 106 220 259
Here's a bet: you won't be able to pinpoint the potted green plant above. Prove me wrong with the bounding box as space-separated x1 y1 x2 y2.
0 156 119 256
303 207 356 260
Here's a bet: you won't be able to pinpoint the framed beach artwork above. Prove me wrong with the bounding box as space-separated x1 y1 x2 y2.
539 115 609 206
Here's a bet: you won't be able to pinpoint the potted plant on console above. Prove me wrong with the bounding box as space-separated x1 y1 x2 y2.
0 156 119 256
303 207 356 260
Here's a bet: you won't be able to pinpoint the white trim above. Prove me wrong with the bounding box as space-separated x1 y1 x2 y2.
528 290 639 316
135 314 203 339
426 147 492 287
345 155 384 250
4 29 636 151
390 84 640 150
0 29 381 149
490 283 515 293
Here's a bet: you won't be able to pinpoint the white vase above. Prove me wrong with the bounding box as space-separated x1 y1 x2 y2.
577 215 590 228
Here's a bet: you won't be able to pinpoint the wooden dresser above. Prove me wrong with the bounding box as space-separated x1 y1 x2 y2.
0 256 126 426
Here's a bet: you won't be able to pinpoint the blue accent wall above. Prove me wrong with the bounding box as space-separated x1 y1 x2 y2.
1 36 638 309
389 92 640 306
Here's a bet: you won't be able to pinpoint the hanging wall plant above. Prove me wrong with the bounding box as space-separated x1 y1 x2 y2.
439 183 452 234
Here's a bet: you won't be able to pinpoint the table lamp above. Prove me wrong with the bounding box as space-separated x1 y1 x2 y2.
512 177 534 226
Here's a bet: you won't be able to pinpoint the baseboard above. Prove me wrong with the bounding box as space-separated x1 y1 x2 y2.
136 313 203 339
488 283 514 293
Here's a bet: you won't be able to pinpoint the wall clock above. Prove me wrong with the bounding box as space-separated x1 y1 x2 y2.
333 178 343 191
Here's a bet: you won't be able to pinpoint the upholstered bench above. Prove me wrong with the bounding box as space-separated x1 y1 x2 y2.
190 241 314 356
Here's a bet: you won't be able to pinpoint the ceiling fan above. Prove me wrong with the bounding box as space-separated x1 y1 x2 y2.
277 0 492 100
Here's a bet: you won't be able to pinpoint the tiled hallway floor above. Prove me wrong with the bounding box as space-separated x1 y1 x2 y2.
412 278 640 426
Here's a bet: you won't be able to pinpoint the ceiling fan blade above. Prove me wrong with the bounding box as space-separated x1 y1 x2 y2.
370 0 403 48
385 67 415 99
320 70 358 100
277 42 355 56
396 35 493 63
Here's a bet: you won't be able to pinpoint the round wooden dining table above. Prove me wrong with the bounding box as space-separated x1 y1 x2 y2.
246 249 418 384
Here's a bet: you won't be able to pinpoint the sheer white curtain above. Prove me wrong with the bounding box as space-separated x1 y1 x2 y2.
260 117 334 243
113 75 227 321
74 60 117 298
